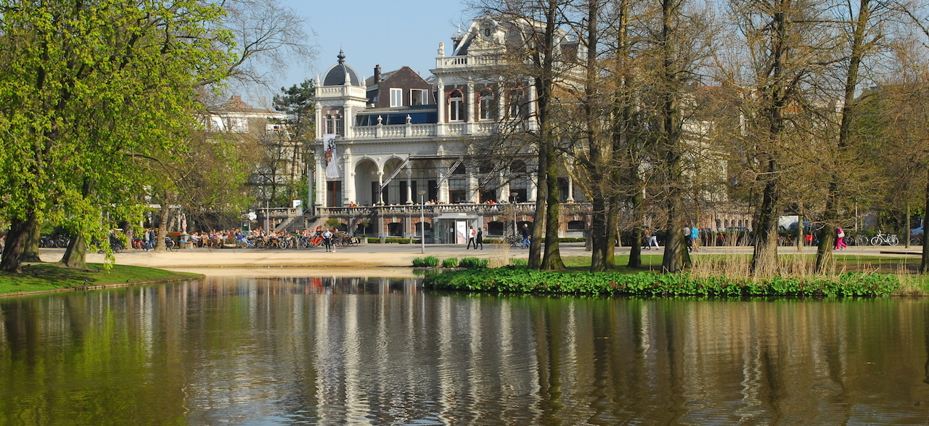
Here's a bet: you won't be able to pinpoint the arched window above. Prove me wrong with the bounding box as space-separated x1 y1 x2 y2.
448 90 464 122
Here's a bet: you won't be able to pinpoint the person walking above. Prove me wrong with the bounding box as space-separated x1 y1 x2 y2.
691 225 700 252
323 229 333 252
476 228 484 250
648 228 661 250
645 227 659 250
467 226 476 249
520 224 531 249
835 226 847 250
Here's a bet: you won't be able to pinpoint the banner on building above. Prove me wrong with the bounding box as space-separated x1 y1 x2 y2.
324 134 339 178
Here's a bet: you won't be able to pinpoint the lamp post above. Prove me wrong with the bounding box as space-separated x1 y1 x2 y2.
419 190 426 253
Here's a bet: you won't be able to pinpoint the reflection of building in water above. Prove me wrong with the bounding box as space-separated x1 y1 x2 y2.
10 277 925 422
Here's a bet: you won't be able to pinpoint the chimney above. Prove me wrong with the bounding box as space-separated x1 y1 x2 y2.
374 65 381 83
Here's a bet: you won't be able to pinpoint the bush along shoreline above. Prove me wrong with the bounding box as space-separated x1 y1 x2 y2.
422 267 900 297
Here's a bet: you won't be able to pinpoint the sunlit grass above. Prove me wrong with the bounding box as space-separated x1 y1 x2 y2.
0 264 201 296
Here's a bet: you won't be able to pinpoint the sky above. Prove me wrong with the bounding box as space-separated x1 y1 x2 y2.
260 0 477 105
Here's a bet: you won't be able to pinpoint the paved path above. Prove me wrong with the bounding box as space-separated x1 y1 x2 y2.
45 242 919 274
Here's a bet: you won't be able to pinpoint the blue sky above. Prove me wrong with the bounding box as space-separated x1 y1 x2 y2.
275 0 475 93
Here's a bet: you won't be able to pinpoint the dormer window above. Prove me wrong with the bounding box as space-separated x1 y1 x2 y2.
390 88 403 107
411 89 428 106
448 90 464 122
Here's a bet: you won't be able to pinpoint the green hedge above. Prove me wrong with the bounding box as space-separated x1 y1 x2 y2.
458 257 488 269
423 268 899 297
412 256 439 267
369 237 413 244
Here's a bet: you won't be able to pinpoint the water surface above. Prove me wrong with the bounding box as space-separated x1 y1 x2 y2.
1 276 928 424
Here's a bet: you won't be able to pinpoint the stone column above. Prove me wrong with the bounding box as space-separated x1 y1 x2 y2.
377 171 385 205
527 78 538 131
315 150 326 209
466 79 475 134
438 163 450 204
436 78 445 136
405 167 413 205
527 171 538 203
566 174 574 203
342 147 355 206
466 165 479 203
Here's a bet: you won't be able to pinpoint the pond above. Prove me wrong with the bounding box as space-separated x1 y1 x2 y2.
1 276 928 424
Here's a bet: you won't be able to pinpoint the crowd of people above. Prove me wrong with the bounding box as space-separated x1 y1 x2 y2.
129 226 349 251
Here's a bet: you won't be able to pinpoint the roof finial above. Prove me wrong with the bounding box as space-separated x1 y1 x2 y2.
337 49 346 64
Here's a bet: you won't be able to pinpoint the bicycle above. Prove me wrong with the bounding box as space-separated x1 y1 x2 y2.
503 234 522 248
870 231 899 246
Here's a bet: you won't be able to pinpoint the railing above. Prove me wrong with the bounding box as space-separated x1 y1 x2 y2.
435 55 503 69
317 202 579 217
347 122 497 140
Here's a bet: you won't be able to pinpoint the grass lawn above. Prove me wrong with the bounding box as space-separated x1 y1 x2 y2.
0 263 201 296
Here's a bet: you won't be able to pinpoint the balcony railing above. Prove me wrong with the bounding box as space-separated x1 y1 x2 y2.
435 55 503 69
317 202 589 217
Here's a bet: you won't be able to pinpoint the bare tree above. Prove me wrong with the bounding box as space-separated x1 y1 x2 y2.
723 0 830 276
472 0 579 270
813 0 891 272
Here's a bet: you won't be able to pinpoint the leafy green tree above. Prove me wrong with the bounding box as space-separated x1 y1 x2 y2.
0 0 232 272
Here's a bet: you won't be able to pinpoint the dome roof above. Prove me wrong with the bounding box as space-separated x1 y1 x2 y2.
323 50 361 86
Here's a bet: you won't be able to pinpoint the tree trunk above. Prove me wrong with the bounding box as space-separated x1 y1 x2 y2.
0 216 35 273
541 143 565 271
21 218 41 262
626 190 643 269
752 168 781 276
920 167 929 273
606 199 618 268
156 204 171 251
589 195 609 272
661 196 686 272
59 233 88 269
529 172 545 270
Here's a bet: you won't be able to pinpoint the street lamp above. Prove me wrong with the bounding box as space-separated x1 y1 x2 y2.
418 190 427 253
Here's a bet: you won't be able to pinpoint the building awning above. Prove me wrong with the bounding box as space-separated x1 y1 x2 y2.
434 213 480 220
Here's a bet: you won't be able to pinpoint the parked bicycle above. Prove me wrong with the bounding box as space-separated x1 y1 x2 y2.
870 231 899 246
503 234 522 248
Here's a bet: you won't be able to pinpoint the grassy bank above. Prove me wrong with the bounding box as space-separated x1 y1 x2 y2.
423 267 902 297
0 263 202 297
420 252 929 297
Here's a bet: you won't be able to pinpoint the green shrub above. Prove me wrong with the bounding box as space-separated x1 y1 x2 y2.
458 257 488 269
412 256 439 267
442 258 459 268
510 258 528 266
423 269 899 297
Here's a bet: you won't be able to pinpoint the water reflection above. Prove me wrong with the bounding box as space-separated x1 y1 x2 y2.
1 277 929 423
